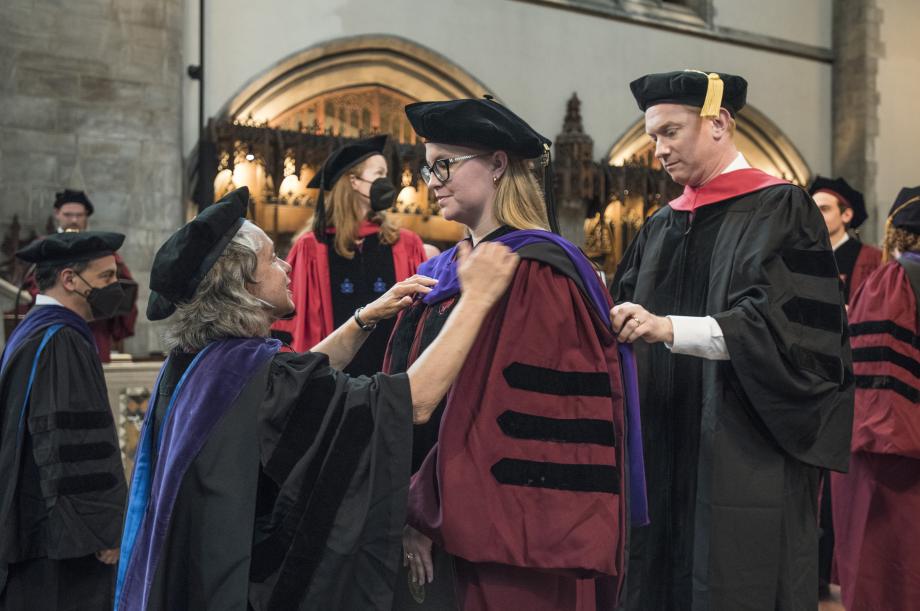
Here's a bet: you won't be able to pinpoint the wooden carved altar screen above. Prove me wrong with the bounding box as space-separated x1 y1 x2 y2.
201 87 465 256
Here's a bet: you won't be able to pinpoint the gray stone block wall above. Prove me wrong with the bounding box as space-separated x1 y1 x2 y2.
0 0 185 356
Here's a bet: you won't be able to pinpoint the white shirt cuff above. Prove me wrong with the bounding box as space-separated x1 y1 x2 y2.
665 315 730 361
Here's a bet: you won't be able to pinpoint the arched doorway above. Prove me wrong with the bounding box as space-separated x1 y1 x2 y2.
209 35 492 251
224 35 489 122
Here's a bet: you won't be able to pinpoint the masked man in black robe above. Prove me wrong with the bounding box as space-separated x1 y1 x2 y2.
611 70 853 611
114 186 518 611
0 231 129 610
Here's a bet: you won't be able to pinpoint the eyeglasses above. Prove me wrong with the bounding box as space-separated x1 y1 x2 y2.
420 153 488 184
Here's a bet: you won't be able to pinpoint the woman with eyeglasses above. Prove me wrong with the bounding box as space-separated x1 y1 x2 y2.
385 98 638 611
273 135 427 376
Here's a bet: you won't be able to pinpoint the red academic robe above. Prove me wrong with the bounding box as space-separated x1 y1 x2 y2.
16 250 137 363
272 223 425 352
848 243 882 302
832 261 920 611
398 259 628 611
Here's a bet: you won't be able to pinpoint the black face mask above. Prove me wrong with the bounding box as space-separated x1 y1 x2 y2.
76 274 126 320
368 177 397 212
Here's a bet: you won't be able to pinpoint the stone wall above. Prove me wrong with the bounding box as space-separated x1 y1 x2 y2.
0 0 185 356
191 0 834 175
832 0 920 245
873 0 920 237
832 0 883 242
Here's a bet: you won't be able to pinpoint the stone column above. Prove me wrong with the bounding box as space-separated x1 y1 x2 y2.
0 0 185 355
832 0 883 242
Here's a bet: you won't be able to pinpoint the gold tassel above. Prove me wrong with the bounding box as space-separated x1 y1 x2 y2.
700 73 724 118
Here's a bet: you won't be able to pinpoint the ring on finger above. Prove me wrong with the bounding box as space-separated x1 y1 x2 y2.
406 552 415 560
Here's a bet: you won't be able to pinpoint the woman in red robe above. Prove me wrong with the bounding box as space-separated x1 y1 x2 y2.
833 185 920 611
272 135 426 375
385 98 638 611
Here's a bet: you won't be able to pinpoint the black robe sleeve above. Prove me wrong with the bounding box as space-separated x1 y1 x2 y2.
712 186 854 471
612 218 653 303
26 327 127 558
249 351 413 611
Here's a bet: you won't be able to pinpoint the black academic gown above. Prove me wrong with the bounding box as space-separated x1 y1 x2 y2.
142 349 412 611
613 183 853 611
327 233 398 377
0 322 126 611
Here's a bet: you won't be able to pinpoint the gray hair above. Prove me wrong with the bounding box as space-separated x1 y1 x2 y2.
162 220 270 352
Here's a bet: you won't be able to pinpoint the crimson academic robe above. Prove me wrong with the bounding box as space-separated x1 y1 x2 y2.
819 238 880 593
834 238 882 304
0 305 126 610
614 169 853 611
832 256 920 611
273 223 426 359
385 227 632 611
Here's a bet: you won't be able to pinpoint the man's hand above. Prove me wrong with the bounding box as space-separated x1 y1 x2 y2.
456 241 519 307
403 526 434 585
611 302 674 344
362 275 438 324
95 548 119 565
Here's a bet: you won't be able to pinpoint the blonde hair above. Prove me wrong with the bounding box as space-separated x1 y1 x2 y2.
493 158 550 231
308 157 400 259
882 225 920 263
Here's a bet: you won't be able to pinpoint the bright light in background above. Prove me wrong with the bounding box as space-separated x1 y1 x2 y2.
279 174 303 197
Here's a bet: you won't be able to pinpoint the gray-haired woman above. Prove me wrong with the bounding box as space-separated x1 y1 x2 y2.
115 186 518 611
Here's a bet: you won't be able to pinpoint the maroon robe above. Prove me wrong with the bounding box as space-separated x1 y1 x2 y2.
272 224 425 352
834 238 882 304
387 248 628 611
833 259 920 611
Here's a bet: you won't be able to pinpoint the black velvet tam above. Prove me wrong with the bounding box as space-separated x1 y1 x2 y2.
809 176 868 229
306 135 387 190
629 70 748 116
405 97 551 159
889 186 920 233
16 231 123 266
146 186 249 321
54 189 94 215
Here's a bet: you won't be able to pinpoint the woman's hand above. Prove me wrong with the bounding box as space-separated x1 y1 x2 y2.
403 525 434 585
456 241 519 307
361 275 438 324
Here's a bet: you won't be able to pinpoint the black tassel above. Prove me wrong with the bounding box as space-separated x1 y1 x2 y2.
542 146 560 234
313 172 327 243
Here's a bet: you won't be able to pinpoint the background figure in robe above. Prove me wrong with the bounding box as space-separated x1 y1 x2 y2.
115 186 518 611
273 136 426 375
388 98 636 611
809 176 882 304
612 70 853 611
10 189 139 362
832 186 920 611
0 231 128 610
807 175 881 601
